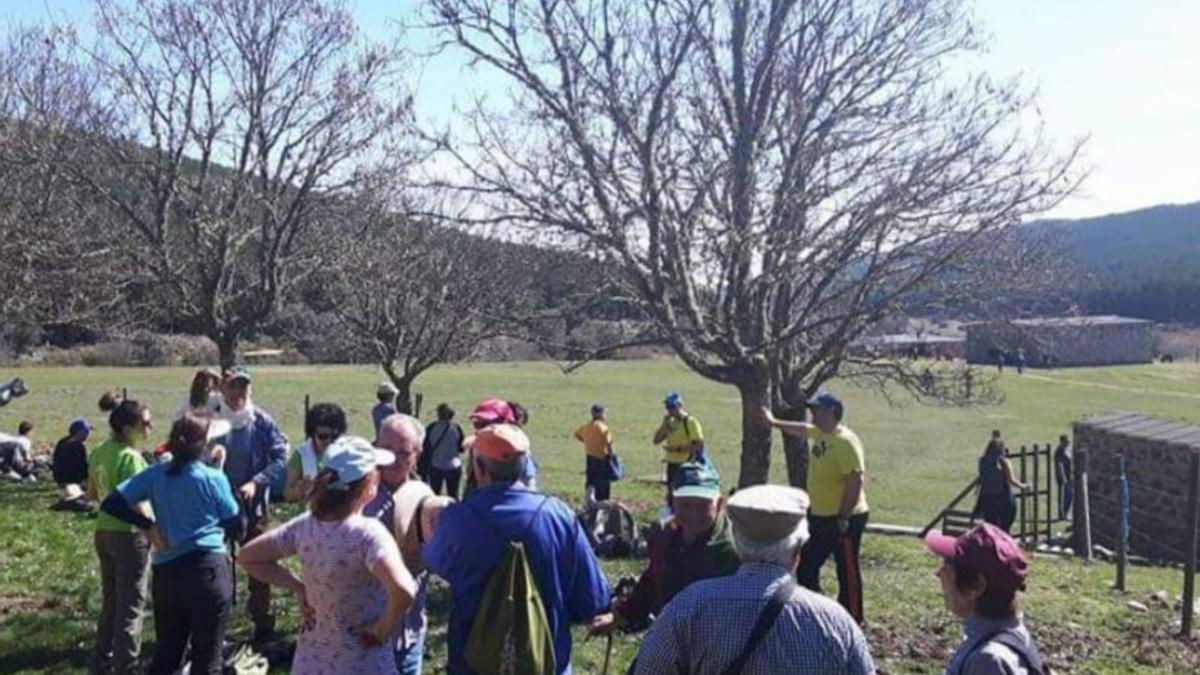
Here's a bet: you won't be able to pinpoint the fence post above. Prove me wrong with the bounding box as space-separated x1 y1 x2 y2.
1182 452 1200 637
122 387 128 401
1046 441 1054 542
1019 445 1028 544
1073 445 1093 561
1032 444 1040 548
1116 454 1128 592
303 394 310 423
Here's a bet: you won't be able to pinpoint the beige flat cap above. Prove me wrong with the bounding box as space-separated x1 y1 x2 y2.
725 484 811 543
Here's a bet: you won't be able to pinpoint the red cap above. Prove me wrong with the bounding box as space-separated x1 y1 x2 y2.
469 424 530 462
924 523 1028 593
470 398 516 425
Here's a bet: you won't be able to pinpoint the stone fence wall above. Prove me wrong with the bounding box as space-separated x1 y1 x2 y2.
1075 412 1200 562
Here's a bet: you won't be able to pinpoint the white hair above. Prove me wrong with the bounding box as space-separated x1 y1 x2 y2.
385 413 425 444
730 520 811 567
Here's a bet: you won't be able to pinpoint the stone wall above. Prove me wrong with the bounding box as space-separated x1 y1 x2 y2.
967 319 1154 367
1075 412 1200 562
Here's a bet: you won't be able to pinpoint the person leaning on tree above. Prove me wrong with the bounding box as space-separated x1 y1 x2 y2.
760 392 869 624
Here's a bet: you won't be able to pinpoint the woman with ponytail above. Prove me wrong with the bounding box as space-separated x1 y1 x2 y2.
100 413 242 675
239 436 417 674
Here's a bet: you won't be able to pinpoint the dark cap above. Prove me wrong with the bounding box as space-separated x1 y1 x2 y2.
924 523 1028 594
806 392 844 416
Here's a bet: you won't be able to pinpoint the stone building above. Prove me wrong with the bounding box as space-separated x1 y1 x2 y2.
1074 412 1200 562
965 315 1153 368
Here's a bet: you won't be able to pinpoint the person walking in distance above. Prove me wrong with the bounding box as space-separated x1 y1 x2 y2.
653 391 704 500
424 404 465 498
1054 435 1073 521
760 393 869 624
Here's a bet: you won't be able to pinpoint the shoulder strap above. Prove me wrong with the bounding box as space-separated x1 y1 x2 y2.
719 581 794 675
466 494 553 544
963 630 1046 675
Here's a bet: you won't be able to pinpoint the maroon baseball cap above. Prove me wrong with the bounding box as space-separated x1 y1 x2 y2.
924 523 1028 593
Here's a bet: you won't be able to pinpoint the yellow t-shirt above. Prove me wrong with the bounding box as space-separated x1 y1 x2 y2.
806 425 869 517
575 420 612 459
661 415 703 465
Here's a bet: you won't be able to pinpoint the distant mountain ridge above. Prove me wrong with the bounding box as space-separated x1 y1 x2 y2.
1030 201 1200 323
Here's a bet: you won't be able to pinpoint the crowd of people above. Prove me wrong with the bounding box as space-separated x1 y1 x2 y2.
5 367 1054 675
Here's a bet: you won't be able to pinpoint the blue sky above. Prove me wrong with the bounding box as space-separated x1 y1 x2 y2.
5 0 1198 220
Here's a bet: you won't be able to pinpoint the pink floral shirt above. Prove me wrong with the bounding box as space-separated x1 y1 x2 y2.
264 513 404 674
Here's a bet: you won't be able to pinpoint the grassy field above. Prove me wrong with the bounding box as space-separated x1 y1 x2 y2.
2 360 1200 673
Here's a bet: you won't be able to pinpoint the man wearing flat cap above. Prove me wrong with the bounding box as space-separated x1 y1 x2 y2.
632 485 874 674
761 391 869 623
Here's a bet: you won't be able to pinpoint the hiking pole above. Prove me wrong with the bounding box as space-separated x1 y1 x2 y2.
602 633 613 675
840 535 864 626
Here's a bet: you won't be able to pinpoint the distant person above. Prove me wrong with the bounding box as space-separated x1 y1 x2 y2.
52 418 92 508
0 420 36 482
175 368 223 420
631 485 874 675
1054 435 1073 521
211 366 289 643
284 403 347 503
99 388 122 414
575 403 614 502
88 400 153 675
424 404 465 498
1016 349 1026 375
653 391 705 496
588 461 739 637
925 523 1046 675
100 413 241 675
373 381 400 438
423 423 610 674
761 393 869 624
240 437 417 674
972 434 1028 533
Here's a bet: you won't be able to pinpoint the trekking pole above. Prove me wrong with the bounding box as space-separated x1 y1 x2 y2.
602 633 613 675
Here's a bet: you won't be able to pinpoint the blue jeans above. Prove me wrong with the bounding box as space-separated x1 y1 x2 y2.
395 633 425 675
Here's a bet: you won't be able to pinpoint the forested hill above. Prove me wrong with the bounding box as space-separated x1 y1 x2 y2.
1031 201 1200 324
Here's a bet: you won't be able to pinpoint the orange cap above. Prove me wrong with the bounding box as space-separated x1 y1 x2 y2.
470 424 530 462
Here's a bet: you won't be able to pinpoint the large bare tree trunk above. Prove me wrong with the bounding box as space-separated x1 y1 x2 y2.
215 333 237 371
736 377 773 488
778 403 810 489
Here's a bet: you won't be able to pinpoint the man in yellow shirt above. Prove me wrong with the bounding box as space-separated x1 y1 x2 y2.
575 403 614 502
761 392 868 624
653 391 704 500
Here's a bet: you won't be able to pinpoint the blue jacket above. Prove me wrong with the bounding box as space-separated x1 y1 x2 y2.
424 483 611 674
213 406 288 516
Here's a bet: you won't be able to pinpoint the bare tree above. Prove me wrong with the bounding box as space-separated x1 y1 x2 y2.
429 0 1081 486
329 215 520 413
56 0 412 367
0 26 127 332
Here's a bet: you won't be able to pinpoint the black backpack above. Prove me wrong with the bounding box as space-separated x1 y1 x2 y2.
578 501 640 558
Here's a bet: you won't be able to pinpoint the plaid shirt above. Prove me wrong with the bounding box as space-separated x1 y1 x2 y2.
631 562 875 675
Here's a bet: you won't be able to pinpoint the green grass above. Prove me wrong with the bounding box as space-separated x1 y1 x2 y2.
2 360 1200 673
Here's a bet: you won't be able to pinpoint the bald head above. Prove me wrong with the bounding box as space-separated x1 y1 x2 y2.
377 413 424 488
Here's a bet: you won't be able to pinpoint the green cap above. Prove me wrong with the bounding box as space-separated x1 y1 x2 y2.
672 461 720 500
227 366 253 383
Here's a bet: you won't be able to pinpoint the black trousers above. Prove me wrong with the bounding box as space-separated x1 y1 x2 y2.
798 512 868 624
149 550 233 675
585 456 611 501
976 494 1016 533
429 467 462 499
